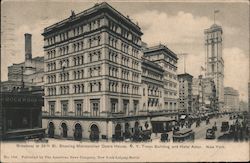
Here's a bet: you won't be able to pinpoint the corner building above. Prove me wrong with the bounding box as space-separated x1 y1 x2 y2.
42 3 147 141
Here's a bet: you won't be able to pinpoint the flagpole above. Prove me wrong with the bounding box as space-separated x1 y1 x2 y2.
214 11 215 24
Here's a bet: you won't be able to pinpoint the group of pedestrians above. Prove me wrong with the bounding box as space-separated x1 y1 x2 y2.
230 118 249 141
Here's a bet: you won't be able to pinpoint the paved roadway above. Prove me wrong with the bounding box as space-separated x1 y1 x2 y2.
152 114 235 142
191 115 232 140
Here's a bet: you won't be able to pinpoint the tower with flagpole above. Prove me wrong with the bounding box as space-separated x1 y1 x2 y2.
204 10 224 110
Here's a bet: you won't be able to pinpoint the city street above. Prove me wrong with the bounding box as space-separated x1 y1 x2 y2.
152 114 240 142
191 115 231 140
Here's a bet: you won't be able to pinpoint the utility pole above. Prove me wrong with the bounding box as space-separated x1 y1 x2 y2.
214 10 220 24
179 53 188 73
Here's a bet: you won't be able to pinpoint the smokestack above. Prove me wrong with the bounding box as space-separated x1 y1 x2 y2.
24 33 32 61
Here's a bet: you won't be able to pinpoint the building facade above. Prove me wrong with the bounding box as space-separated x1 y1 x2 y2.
0 91 44 140
143 44 179 113
42 2 153 141
204 24 224 109
1 34 44 92
178 73 193 113
141 57 164 113
192 75 217 112
224 87 239 112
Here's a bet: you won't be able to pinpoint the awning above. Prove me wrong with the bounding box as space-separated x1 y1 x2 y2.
180 115 186 119
151 116 175 122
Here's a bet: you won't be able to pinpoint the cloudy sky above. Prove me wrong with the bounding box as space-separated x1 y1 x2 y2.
1 0 249 101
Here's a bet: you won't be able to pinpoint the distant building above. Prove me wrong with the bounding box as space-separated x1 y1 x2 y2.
192 75 217 112
224 87 239 112
178 73 193 113
143 44 179 113
1 33 44 92
239 100 248 112
204 24 224 110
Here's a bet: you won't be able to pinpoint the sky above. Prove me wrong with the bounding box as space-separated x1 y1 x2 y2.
1 0 249 101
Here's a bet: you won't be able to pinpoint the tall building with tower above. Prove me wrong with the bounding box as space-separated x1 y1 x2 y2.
204 24 224 109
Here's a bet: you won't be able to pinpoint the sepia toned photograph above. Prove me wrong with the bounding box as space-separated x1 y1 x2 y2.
1 0 249 162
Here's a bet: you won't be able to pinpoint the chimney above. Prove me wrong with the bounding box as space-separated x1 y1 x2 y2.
24 33 32 61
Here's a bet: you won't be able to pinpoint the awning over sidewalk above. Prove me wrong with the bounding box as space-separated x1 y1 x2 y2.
151 116 175 122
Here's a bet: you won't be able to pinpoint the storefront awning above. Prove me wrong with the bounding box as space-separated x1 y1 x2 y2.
151 116 175 122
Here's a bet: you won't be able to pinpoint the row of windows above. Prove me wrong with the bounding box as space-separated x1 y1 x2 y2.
89 82 101 92
132 48 139 58
47 66 141 84
145 98 160 107
60 86 70 95
73 41 84 52
132 86 139 95
89 35 101 47
132 72 139 82
164 91 177 96
108 50 118 62
73 55 84 66
121 56 129 67
48 87 56 96
109 81 118 92
48 75 56 83
47 82 141 95
46 19 102 46
60 72 70 82
47 36 100 60
143 88 162 97
166 73 177 80
131 60 139 69
59 59 69 69
48 50 56 59
89 66 101 77
49 50 102 71
108 35 118 48
47 36 56 46
166 82 177 88
49 99 140 117
74 69 84 80
142 69 163 80
74 84 84 94
164 61 177 72
89 50 101 62
121 69 129 80
121 42 129 53
109 66 118 77
59 32 69 42
59 46 69 56
122 84 129 94
48 62 56 71
108 20 140 45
